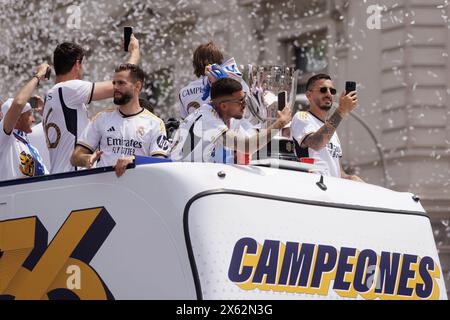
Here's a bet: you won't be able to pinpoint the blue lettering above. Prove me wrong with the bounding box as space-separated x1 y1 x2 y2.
416 256 435 298
253 240 280 285
228 238 257 283
311 245 337 288
397 254 418 297
375 252 401 295
353 250 378 293
181 87 203 98
278 242 314 287
333 247 357 291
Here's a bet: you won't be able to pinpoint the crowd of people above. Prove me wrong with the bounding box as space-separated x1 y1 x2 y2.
0 35 363 183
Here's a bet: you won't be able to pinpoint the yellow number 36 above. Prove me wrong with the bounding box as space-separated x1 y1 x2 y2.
0 207 115 300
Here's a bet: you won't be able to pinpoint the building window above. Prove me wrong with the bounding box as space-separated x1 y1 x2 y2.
284 29 329 110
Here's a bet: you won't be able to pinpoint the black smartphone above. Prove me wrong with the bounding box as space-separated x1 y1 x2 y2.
345 81 357 95
28 97 38 109
44 67 51 80
124 26 133 52
278 91 287 111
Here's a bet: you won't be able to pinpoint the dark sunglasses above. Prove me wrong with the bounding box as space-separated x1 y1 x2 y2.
221 95 247 106
319 87 337 95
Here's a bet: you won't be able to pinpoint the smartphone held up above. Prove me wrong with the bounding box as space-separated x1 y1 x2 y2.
44 67 51 80
278 91 287 111
345 81 356 95
124 26 133 52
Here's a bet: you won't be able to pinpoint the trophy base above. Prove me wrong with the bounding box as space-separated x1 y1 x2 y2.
254 137 298 162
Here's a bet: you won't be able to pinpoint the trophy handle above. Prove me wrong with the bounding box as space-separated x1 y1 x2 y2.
289 69 300 109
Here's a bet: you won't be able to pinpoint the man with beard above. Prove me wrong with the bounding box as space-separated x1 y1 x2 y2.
171 78 291 163
43 35 140 174
70 64 169 177
291 74 363 181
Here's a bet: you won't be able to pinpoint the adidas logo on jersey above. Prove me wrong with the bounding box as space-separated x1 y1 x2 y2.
107 126 116 132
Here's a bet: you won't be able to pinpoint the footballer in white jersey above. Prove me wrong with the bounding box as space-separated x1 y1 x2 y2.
179 76 256 137
171 103 231 163
77 107 169 168
44 36 140 174
178 76 207 119
43 79 94 173
291 111 343 177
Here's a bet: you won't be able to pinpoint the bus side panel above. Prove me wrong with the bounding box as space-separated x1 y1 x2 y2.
1 182 195 300
187 194 447 300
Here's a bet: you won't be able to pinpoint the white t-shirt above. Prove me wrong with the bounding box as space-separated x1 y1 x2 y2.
77 107 169 168
170 104 232 163
178 77 207 119
28 122 50 171
43 79 95 174
291 111 343 177
230 118 257 137
0 122 48 181
178 76 257 135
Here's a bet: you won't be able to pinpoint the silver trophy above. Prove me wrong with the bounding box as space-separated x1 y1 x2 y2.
240 65 299 162
241 65 299 129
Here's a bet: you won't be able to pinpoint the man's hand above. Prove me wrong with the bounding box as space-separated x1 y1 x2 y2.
2 63 50 135
114 156 134 178
337 91 358 115
340 164 364 183
128 34 139 53
87 150 103 169
32 95 45 116
205 65 214 83
348 175 365 183
35 63 50 81
126 35 140 65
275 106 292 129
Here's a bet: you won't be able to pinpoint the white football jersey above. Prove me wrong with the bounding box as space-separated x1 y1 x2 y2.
170 104 232 163
28 122 51 170
0 123 48 181
43 79 95 174
291 111 343 178
230 118 257 137
178 77 208 119
179 75 257 136
77 107 169 167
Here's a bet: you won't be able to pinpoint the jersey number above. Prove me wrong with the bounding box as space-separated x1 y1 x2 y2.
43 108 61 149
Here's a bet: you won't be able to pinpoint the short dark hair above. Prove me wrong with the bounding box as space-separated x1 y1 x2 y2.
211 78 242 100
139 98 154 113
193 42 224 78
306 74 332 91
53 42 85 76
115 63 145 85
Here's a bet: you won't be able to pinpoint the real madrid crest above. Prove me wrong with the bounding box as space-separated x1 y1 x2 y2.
137 126 145 137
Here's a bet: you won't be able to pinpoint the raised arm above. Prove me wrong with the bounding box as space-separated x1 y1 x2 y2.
3 63 49 134
302 91 358 151
126 34 140 66
91 81 115 102
221 105 292 155
91 35 140 102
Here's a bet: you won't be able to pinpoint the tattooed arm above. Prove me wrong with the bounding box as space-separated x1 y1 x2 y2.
302 91 358 151
220 106 292 155
301 110 344 150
